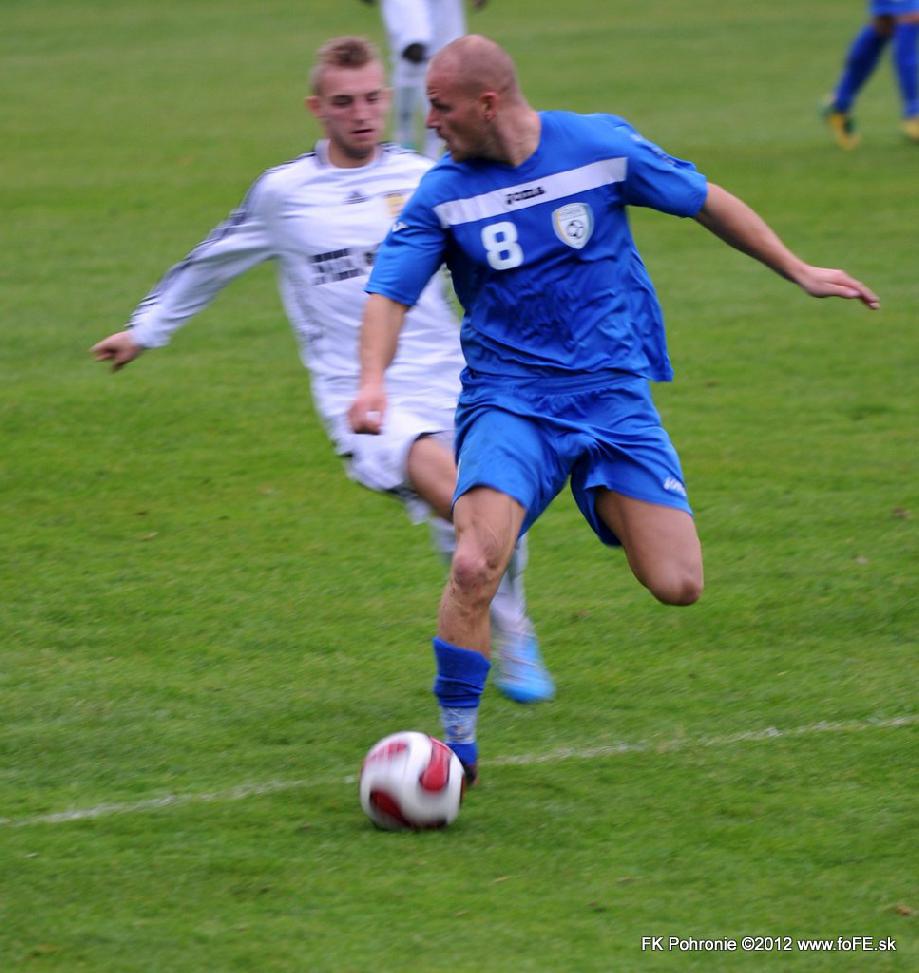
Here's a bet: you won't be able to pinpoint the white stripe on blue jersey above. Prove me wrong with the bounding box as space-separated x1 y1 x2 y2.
368 112 708 383
433 156 628 228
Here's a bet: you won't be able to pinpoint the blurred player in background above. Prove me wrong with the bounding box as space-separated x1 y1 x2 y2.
349 35 879 783
91 36 554 706
362 0 488 156
823 0 919 148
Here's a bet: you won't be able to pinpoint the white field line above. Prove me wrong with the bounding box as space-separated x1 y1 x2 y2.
2 715 914 829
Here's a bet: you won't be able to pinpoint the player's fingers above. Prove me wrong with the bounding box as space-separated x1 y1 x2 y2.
348 405 379 435
826 285 865 302
829 280 880 308
852 281 880 309
809 268 879 308
356 410 383 435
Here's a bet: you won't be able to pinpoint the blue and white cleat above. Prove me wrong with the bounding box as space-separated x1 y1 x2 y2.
495 634 555 704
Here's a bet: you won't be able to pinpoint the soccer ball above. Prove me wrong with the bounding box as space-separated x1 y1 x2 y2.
359 731 465 831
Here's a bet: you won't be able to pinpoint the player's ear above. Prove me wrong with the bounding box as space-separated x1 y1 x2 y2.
305 94 322 119
480 91 498 121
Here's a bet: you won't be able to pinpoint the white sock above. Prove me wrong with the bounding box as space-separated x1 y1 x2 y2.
491 535 532 645
440 705 479 746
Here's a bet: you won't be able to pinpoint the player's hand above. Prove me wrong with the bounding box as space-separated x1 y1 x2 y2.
797 266 880 309
348 384 387 435
91 330 145 371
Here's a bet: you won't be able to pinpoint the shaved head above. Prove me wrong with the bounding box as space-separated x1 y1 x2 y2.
429 34 520 98
425 34 539 166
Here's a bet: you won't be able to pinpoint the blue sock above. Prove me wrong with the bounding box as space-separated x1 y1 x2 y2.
833 24 889 112
432 637 491 766
894 23 919 117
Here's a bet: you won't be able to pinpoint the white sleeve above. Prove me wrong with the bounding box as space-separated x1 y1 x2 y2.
128 175 277 348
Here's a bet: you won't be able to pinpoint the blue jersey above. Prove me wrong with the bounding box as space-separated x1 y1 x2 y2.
871 0 919 15
367 111 708 384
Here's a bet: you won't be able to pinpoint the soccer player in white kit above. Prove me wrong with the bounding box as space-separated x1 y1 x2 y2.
91 36 554 705
363 0 488 156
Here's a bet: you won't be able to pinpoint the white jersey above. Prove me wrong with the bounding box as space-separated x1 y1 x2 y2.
128 140 463 421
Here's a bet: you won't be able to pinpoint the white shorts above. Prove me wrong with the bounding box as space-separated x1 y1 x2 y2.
326 401 455 522
381 0 466 58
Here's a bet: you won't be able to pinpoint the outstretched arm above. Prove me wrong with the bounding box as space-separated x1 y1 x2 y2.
91 330 146 371
695 183 880 309
90 178 276 373
348 293 410 435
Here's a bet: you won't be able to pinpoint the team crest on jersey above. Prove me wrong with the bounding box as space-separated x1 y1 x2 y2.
384 191 408 218
552 202 593 250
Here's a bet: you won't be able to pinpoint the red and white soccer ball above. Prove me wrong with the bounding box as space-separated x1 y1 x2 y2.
359 731 465 831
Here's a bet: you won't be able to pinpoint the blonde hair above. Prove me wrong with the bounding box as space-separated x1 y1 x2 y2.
309 36 381 94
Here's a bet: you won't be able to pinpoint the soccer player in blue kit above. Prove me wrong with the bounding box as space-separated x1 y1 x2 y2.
824 1 919 148
349 35 880 783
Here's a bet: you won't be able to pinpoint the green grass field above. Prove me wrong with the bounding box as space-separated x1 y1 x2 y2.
3 0 917 969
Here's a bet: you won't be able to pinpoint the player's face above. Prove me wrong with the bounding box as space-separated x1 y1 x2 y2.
426 69 490 162
307 61 389 167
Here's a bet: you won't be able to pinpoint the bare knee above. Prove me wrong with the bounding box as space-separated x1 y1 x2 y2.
873 15 895 37
450 488 525 595
647 566 704 606
450 546 502 606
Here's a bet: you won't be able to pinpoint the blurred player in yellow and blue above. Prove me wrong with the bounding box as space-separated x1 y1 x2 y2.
824 1 919 147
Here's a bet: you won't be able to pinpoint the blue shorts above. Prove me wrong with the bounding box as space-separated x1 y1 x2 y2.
871 0 919 15
453 372 692 547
